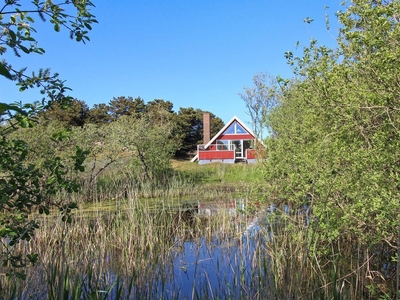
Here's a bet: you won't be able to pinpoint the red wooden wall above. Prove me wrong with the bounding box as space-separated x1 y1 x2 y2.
198 150 235 160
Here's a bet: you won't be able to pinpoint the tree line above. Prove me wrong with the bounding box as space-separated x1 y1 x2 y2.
38 96 224 157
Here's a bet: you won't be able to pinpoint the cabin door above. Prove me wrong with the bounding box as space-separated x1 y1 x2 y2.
232 140 252 158
232 140 243 158
243 140 251 158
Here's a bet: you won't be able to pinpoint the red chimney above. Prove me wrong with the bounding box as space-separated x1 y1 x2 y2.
203 113 211 145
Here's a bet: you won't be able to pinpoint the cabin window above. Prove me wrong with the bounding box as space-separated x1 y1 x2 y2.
231 140 242 158
224 121 247 134
216 140 229 150
215 139 253 157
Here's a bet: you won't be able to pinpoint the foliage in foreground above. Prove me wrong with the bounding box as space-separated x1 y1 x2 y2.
259 0 400 298
0 0 96 279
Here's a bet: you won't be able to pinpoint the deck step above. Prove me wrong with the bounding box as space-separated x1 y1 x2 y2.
235 158 247 164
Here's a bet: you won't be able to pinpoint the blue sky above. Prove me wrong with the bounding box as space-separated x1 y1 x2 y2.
1 0 344 125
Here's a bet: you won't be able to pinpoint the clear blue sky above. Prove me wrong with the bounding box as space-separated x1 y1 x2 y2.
1 0 344 125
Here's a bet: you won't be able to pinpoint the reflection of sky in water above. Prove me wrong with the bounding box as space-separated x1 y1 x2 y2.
152 205 303 298
158 231 270 299
18 204 315 299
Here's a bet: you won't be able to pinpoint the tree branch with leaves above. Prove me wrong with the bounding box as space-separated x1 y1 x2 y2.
0 0 96 280
239 72 280 139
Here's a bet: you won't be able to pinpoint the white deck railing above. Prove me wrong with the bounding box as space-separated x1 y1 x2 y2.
197 144 236 151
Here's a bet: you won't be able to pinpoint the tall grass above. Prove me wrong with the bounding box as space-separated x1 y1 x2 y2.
51 159 264 209
0 197 269 299
259 203 399 299
72 159 262 203
1 199 396 299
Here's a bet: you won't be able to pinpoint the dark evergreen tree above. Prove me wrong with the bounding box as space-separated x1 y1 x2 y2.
108 96 145 120
87 103 111 124
40 99 89 127
146 99 174 114
174 107 224 157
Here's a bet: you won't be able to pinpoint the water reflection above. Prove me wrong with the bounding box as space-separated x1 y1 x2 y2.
142 199 269 299
197 200 239 216
159 232 269 299
14 199 274 299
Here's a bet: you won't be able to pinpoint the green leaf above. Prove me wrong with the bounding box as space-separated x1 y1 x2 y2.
68 202 78 209
19 45 30 54
27 253 38 264
0 103 26 115
0 103 10 114
9 30 16 42
19 117 30 128
303 17 314 24
0 62 12 80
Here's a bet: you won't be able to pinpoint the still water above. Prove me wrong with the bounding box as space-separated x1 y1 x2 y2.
128 201 273 299
16 200 280 299
158 232 269 299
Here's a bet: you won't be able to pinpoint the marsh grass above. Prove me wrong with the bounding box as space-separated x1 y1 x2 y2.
1 198 395 299
256 203 399 300
0 197 269 299
172 160 265 184
51 159 263 212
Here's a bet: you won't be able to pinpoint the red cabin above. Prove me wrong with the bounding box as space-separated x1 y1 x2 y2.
191 115 264 165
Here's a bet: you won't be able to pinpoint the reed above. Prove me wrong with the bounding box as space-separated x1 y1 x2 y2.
0 197 268 299
1 198 396 299
258 203 399 300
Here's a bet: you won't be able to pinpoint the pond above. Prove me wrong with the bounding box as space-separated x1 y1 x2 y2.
149 218 270 299
7 198 392 299
5 198 277 299
101 199 273 299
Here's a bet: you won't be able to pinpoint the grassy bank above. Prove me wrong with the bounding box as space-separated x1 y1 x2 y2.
69 158 265 204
